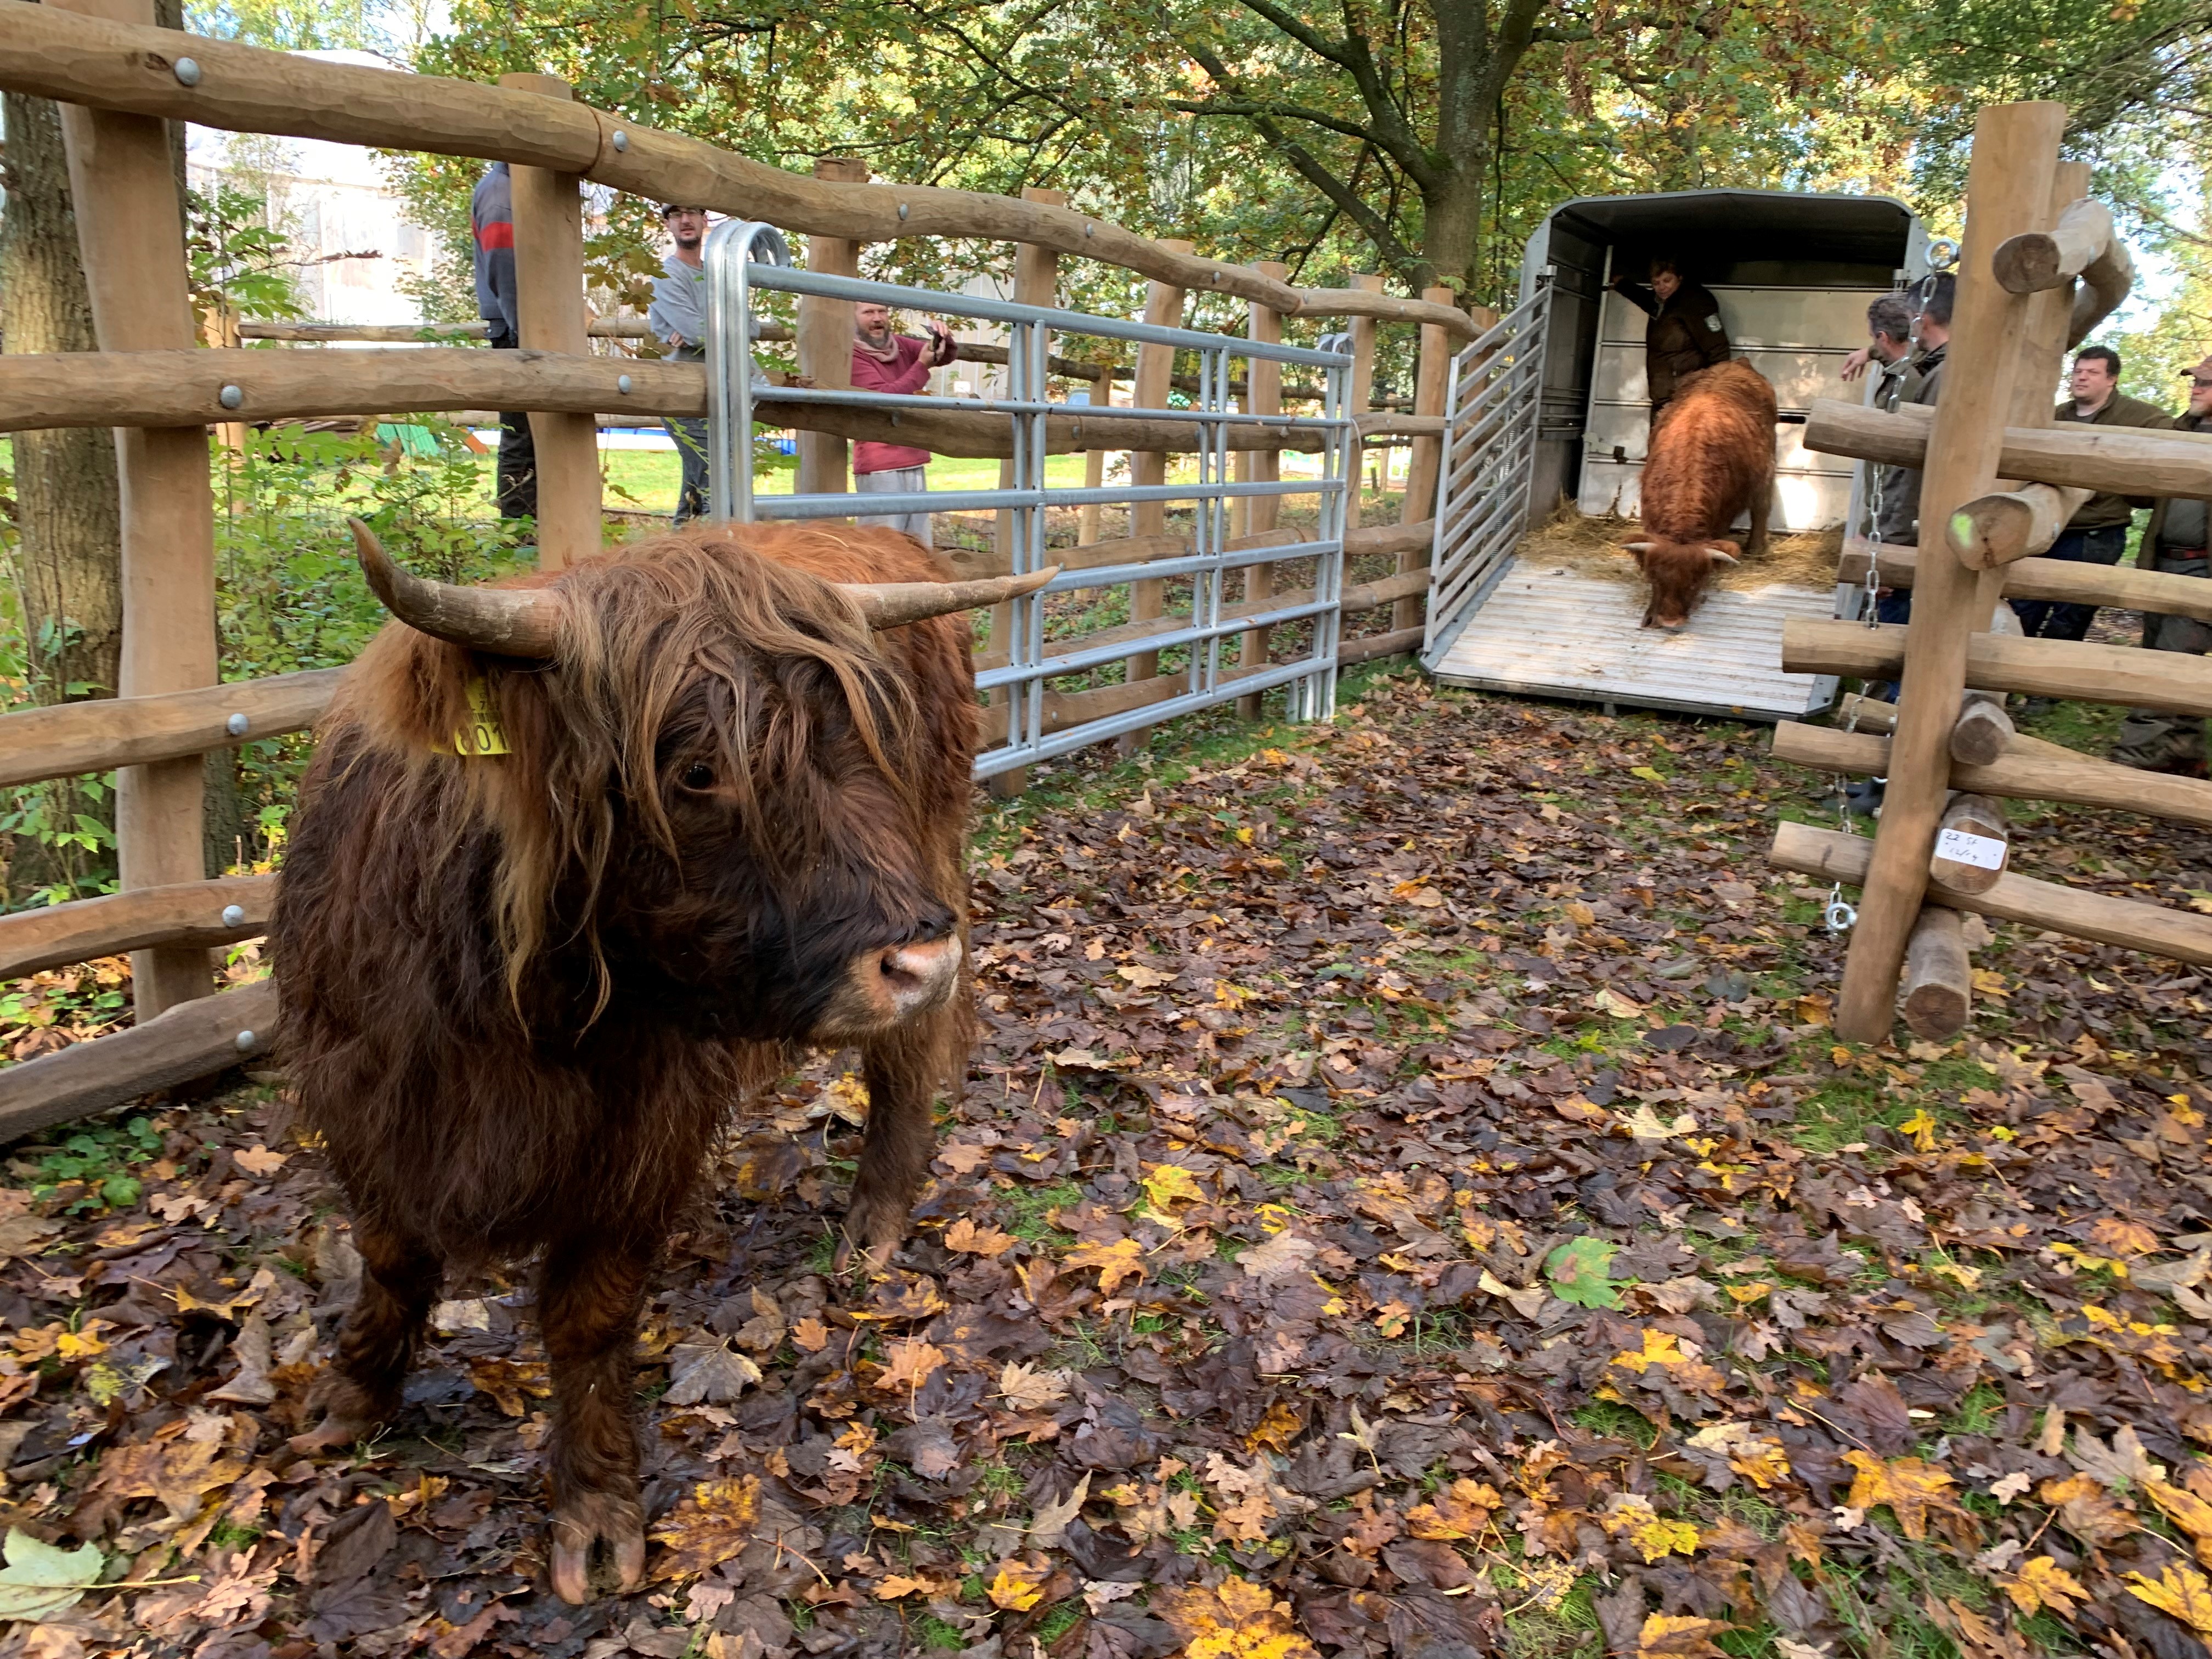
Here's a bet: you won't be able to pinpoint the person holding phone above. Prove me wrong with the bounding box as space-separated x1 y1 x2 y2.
850 302 959 548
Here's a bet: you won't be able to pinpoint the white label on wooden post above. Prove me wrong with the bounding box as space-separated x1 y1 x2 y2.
1936 828 2007 870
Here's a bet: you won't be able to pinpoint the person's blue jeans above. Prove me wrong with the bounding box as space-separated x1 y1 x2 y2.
1865 588 1912 704
2010 524 2129 641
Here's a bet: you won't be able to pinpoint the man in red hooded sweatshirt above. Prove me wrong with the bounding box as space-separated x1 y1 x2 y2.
850 301 958 547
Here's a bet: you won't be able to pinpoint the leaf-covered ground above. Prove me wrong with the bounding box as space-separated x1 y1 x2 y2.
8 667 2212 1659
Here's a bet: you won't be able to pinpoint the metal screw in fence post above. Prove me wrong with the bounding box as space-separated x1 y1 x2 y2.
225 712 249 737
234 1030 257 1053
218 385 243 410
617 374 633 394
898 203 909 221
611 131 628 152
173 57 202 86
222 905 245 928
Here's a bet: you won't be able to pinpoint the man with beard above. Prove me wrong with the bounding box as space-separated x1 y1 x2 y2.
849 301 959 548
2111 353 2212 776
646 204 715 523
1610 255 1732 424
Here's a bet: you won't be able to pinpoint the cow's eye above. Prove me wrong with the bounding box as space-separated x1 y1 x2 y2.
680 763 715 792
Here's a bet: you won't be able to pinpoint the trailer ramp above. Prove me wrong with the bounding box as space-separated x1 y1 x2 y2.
1426 560 1838 721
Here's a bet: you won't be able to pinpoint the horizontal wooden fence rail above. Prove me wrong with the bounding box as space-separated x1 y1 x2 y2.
1771 820 2212 967
1781 619 2212 714
1805 397 2212 498
0 2 1475 341
0 874 275 981
0 668 342 791
1837 541 2212 624
1773 720 2212 829
0 978 276 1144
0 348 1438 456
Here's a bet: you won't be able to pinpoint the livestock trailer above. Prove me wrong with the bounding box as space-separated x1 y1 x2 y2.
1421 189 1940 721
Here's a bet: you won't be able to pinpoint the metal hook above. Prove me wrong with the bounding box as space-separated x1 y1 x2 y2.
1824 887 1858 933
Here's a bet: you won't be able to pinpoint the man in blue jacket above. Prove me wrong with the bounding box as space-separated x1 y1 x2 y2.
471 162 535 523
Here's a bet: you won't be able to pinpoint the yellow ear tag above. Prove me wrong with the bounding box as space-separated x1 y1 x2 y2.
452 676 510 757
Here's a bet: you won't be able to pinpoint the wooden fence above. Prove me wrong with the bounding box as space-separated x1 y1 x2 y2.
0 0 1475 1138
1769 103 2212 1041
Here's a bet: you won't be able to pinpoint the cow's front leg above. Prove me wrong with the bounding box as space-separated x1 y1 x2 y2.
539 1232 655 1604
290 1217 441 1454
841 1014 951 1270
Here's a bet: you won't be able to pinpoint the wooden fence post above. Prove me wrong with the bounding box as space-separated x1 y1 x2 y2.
1237 262 1290 721
498 73 598 572
797 156 870 499
988 186 1064 800
1120 242 1191 732
52 0 216 1017
1833 102 2064 1043
1345 273 1384 529
1393 284 1457 632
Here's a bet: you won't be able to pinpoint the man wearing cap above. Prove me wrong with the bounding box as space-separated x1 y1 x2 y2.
647 204 715 523
2111 354 2212 776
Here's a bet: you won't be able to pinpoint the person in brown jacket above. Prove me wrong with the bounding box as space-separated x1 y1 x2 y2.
1610 256 1732 422
2111 353 2212 775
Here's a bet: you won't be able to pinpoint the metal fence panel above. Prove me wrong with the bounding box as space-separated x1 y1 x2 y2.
702 223 1355 779
1421 289 1550 659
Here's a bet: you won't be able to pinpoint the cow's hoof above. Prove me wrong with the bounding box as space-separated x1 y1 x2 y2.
286 1410 381 1457
832 1232 900 1276
550 1495 646 1605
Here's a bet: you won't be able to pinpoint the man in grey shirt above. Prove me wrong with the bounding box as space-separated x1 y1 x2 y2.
2112 353 2212 775
646 205 715 523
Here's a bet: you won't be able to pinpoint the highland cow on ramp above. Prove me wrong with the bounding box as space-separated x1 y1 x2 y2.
1622 358 1778 628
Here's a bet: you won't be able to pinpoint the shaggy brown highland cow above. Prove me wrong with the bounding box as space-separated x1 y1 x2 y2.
1621 357 1779 628
272 518 1047 1602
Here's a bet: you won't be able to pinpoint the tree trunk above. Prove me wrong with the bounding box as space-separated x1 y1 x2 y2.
2 90 123 708
2 89 127 904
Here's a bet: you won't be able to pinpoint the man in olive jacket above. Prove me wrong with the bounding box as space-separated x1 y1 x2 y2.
2012 345 2175 645
1610 256 1731 422
2112 354 2212 775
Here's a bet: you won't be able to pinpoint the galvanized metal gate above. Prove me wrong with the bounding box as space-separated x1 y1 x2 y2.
703 222 1356 781
1419 289 1550 659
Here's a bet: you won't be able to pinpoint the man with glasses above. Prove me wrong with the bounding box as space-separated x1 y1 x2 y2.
2111 354 2212 776
647 204 715 523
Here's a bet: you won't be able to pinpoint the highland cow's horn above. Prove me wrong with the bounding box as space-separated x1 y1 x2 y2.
837 566 1061 630
1622 541 1656 554
1705 545 1740 565
349 518 562 656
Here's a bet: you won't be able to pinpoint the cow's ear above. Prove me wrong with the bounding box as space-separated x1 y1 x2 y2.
1705 543 1741 565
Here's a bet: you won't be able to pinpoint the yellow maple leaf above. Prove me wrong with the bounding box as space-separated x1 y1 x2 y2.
2127 1564 2212 1633
1637 1613 1732 1659
987 1559 1048 1611
1729 1441 1792 1489
2152 1480 2212 1566
1065 1237 1147 1297
1611 1330 1688 1374
1403 1479 1500 1541
1841 1450 1962 1542
1899 1108 1939 1152
874 1575 930 1600
2002 1555 2089 1617
650 1476 761 1581
1628 1515 1701 1562
876 1338 946 1395
1141 1164 1207 1215
1155 1577 1321 1659
2091 1217 2161 1258
1244 1400 1304 1454
943 1217 1017 1257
